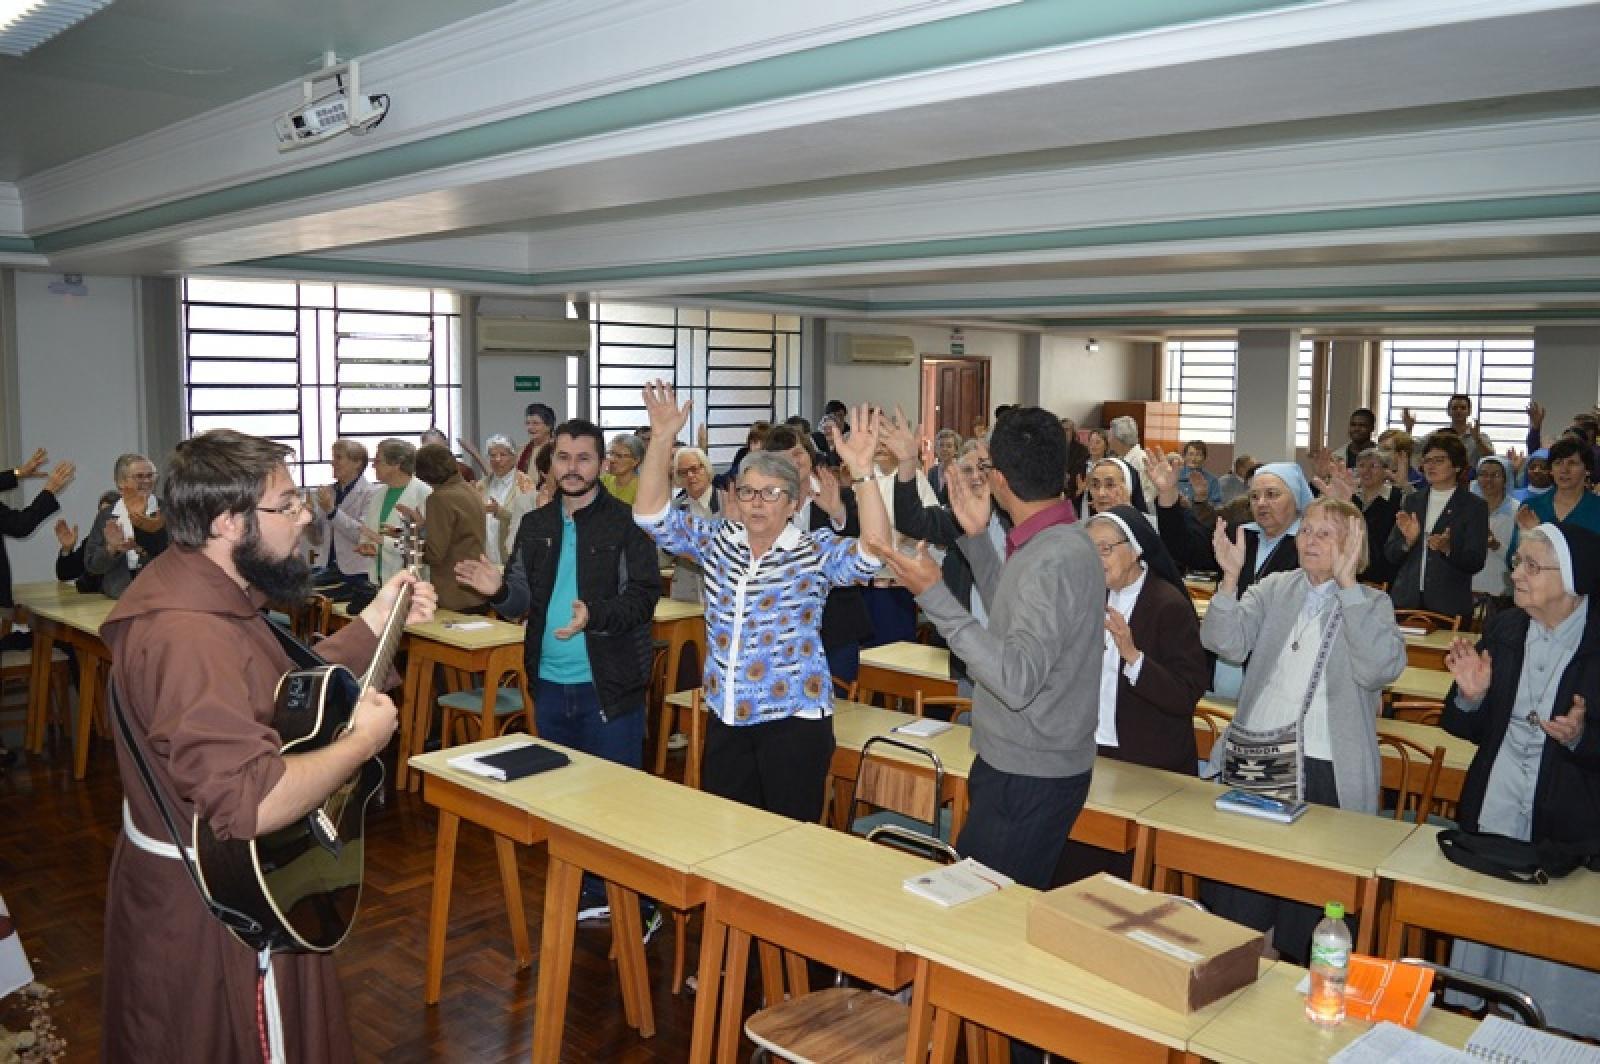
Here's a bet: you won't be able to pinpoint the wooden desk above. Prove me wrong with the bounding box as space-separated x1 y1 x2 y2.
1195 697 1475 808
395 611 526 792
858 641 955 706
1402 627 1456 670
689 824 938 1064
1184 575 1216 603
1391 666 1452 702
827 699 1185 878
1189 961 1478 1063
650 599 706 773
527 768 795 1062
16 588 115 779
652 598 706 693
906 888 1271 1063
1379 825 1600 971
1138 779 1416 954
408 741 620 1009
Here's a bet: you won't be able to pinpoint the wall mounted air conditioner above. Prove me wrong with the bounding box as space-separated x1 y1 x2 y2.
842 333 916 365
479 317 592 352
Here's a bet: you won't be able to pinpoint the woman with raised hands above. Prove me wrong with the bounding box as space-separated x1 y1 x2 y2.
632 383 891 821
1199 497 1406 961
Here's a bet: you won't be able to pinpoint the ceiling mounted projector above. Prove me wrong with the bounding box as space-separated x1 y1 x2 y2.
273 52 390 152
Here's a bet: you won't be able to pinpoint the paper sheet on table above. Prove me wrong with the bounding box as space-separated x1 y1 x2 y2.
1329 1022 1468 1063
444 620 494 630
1466 1014 1600 1064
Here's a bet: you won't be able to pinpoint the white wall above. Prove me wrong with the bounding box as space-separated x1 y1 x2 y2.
1037 336 1154 425
820 320 1025 419
10 272 144 584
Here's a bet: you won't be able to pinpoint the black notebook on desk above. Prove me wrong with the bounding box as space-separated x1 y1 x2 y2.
451 741 571 782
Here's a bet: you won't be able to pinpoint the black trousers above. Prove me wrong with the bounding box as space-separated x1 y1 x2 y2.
702 713 835 823
955 757 1092 891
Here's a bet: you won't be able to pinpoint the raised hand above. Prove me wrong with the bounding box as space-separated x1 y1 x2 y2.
871 538 941 596
1333 515 1365 588
828 402 881 479
944 450 992 537
1314 463 1356 503
1401 407 1417 434
1213 518 1247 586
1426 527 1452 556
53 519 78 552
1105 606 1139 664
696 422 709 451
1444 637 1492 703
17 448 48 477
553 599 589 639
1145 445 1179 506
395 502 424 529
454 554 504 597
1308 446 1336 482
317 484 336 513
103 519 130 555
1526 400 1545 429
1538 694 1587 747
1395 509 1421 547
43 460 75 496
1506 447 1526 477
813 464 844 520
1187 468 1210 501
718 483 746 526
880 406 919 469
1515 504 1539 532
641 380 691 440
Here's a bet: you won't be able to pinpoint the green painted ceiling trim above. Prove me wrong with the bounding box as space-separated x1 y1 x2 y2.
1035 309 1600 326
32 0 1321 252
0 236 36 253
246 191 1600 288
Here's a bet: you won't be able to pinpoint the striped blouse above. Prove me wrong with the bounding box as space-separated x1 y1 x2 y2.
636 505 880 725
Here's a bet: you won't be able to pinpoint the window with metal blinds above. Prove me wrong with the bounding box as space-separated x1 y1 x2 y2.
1163 339 1318 448
590 302 802 466
182 277 461 485
1378 338 1534 449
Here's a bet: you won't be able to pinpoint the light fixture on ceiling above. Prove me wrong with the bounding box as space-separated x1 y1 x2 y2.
273 52 391 152
1085 338 1100 352
0 0 115 56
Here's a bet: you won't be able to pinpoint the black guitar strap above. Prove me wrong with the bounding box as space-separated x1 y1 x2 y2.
107 679 268 941
262 611 327 671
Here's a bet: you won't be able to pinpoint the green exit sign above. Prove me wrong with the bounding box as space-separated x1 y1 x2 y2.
514 375 542 392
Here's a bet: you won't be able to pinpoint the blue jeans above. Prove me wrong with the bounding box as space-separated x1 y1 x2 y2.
533 679 644 768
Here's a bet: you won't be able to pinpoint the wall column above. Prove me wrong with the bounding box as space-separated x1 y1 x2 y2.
1233 328 1300 463
1531 327 1600 440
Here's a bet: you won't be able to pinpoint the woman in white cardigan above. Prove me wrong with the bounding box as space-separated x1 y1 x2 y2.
1200 496 1407 960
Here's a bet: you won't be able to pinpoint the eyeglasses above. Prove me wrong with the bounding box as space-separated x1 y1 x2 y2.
735 485 792 503
256 496 307 518
1093 538 1129 557
1509 553 1556 576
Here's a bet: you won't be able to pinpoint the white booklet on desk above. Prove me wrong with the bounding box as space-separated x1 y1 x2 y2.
903 858 1012 907
1464 1015 1600 1064
893 718 954 738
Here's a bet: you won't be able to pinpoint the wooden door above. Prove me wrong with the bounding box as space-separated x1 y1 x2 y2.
921 357 989 439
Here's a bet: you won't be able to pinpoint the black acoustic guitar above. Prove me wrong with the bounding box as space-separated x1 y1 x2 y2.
193 519 420 952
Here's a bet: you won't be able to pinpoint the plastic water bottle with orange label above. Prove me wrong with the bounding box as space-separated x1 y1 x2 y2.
1305 901 1350 1026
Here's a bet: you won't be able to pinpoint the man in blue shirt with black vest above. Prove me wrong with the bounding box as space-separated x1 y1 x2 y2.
456 417 661 926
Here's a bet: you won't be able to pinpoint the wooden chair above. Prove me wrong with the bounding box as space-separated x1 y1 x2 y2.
1378 734 1445 824
848 736 949 843
911 692 971 723
1193 705 1232 762
1 645 72 751
1389 699 1444 726
647 641 676 776
437 672 533 746
1394 609 1461 633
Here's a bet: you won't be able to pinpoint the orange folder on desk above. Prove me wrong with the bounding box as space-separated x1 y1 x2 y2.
1343 954 1435 1028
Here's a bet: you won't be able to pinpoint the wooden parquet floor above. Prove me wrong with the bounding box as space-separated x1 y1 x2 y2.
0 726 724 1063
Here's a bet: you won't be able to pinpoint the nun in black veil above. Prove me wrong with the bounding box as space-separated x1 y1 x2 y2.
1052 504 1210 885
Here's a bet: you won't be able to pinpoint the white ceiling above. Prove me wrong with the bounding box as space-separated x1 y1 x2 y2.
8 0 1600 335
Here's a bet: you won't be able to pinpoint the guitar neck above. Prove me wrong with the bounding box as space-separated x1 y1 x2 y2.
359 582 412 695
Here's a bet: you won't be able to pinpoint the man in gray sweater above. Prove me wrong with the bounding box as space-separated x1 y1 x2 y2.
878 407 1104 889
